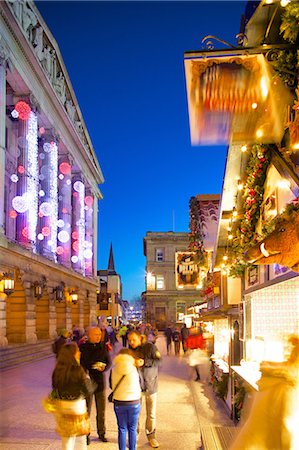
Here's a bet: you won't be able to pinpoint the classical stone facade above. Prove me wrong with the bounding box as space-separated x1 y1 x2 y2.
0 1 103 345
143 232 204 330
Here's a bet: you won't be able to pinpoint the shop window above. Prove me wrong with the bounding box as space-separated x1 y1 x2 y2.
176 301 186 322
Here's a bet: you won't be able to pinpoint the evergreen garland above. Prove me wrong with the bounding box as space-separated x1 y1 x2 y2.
188 196 206 265
230 144 271 277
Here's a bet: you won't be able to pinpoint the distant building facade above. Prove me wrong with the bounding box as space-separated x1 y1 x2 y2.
0 1 103 345
143 231 204 330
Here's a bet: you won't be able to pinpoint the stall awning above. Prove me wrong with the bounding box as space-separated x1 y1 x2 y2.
184 50 293 146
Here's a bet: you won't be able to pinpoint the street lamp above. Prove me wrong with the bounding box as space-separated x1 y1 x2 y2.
1 273 15 296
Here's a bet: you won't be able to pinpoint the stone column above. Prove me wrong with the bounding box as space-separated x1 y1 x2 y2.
47 284 57 339
84 188 94 277
71 175 85 275
0 44 8 241
0 293 8 346
37 131 58 261
22 277 38 344
57 156 72 268
93 195 98 278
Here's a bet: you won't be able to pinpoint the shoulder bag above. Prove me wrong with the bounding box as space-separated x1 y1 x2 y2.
108 374 126 402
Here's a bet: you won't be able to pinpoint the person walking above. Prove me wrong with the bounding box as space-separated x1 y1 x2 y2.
172 328 181 356
164 325 173 355
180 323 190 353
51 342 91 450
128 330 161 448
119 324 128 347
111 349 144 450
80 327 112 445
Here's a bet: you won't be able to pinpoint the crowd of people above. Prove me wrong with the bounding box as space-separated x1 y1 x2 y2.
46 321 299 450
48 321 161 450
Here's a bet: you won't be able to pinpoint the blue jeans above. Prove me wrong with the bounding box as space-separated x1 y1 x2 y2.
114 402 141 450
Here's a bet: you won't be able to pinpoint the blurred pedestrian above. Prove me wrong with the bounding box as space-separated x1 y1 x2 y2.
230 335 299 450
180 323 190 353
119 324 128 347
164 325 173 355
51 342 91 450
111 349 144 450
172 328 181 356
80 327 112 445
52 329 71 358
128 331 161 448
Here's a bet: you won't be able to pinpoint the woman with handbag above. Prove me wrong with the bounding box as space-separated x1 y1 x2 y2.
111 348 144 450
51 342 91 450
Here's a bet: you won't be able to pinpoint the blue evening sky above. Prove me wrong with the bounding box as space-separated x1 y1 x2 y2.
36 1 247 301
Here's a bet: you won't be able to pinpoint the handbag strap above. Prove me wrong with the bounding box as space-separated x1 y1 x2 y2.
111 374 126 397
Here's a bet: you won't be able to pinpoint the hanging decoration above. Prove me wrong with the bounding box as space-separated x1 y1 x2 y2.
14 101 32 121
229 144 271 277
188 196 206 265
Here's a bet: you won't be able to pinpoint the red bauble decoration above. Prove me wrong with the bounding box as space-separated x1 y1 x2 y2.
72 231 79 240
84 196 94 207
59 162 72 175
9 210 17 219
56 246 64 255
18 165 25 174
72 241 79 252
42 226 51 237
15 101 31 121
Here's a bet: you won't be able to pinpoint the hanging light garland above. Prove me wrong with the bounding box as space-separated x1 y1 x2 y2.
188 196 206 265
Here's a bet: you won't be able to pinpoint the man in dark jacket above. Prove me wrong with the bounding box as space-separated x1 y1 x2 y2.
128 330 161 448
80 326 112 444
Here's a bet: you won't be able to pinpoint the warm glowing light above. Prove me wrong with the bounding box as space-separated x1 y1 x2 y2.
251 102 258 110
260 76 268 99
228 233 233 240
241 145 247 153
256 128 263 138
277 180 291 189
292 142 299 150
265 0 273 3
280 0 290 6
223 255 228 261
237 180 243 191
232 208 238 218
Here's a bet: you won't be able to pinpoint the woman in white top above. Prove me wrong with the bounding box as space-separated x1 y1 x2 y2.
111 349 144 450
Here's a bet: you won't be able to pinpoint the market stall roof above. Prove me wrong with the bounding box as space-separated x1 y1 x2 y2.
184 46 293 147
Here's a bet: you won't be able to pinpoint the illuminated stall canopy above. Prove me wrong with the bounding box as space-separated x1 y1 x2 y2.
184 52 293 146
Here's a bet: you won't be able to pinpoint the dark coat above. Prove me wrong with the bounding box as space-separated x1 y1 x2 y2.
131 342 161 395
80 341 112 391
52 364 90 400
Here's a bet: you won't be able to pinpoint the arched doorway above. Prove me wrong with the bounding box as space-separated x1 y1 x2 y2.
36 293 49 339
6 278 26 343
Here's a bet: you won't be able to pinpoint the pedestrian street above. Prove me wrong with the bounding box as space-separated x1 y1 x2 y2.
0 335 233 450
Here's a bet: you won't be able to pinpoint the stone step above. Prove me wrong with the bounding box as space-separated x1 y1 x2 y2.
0 340 54 371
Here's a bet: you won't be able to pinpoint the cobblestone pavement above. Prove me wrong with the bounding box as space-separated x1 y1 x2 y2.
0 335 233 450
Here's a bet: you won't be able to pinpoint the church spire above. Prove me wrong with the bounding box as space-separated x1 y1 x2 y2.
108 242 116 274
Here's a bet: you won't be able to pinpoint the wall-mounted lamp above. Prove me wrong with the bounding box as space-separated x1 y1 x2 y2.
69 291 79 304
32 277 46 299
1 272 15 296
54 283 65 302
